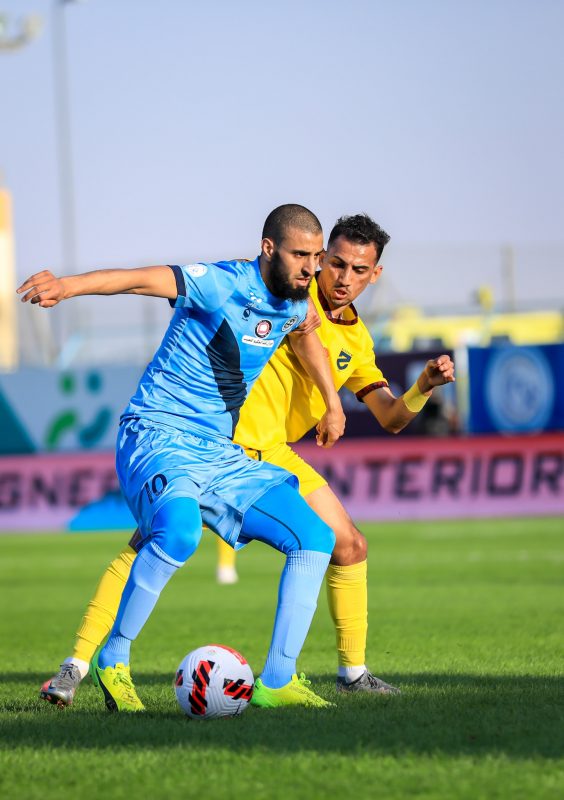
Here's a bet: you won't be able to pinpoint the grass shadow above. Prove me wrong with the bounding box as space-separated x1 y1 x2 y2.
1 672 562 759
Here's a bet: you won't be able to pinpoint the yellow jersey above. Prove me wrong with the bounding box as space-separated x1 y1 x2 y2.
234 274 388 450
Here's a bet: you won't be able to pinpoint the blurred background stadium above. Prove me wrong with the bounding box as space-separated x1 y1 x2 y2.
1 4 563 798
1 1 562 531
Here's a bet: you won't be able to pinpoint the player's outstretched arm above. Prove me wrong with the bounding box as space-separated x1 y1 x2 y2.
363 354 455 434
288 324 346 449
16 266 178 308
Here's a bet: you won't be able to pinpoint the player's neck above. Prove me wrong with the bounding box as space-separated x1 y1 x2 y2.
329 305 347 319
258 255 270 288
258 255 277 298
319 287 348 319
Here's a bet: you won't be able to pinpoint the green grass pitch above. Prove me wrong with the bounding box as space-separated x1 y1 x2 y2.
1 518 563 800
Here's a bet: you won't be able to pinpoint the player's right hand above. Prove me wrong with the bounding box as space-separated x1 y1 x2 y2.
420 354 455 390
293 297 321 336
17 270 66 307
315 406 346 448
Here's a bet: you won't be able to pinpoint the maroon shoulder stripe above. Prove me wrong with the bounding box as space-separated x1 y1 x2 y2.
356 381 388 401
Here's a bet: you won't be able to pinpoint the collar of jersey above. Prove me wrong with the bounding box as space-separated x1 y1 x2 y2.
314 272 359 326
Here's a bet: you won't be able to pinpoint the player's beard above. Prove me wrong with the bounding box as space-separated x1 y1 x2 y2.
267 250 311 302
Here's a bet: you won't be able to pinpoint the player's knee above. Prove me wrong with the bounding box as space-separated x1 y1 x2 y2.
351 528 367 561
300 517 335 555
332 525 367 564
151 497 202 563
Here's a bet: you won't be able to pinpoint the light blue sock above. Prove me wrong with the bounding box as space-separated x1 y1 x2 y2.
98 541 182 669
260 549 330 689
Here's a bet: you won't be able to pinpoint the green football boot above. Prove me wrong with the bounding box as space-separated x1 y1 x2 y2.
251 673 334 708
91 651 145 712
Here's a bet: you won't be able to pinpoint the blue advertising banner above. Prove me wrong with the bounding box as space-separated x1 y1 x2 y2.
468 344 564 434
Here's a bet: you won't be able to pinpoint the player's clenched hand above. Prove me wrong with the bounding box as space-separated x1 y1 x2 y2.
293 297 321 336
421 355 455 390
315 406 346 448
17 270 66 307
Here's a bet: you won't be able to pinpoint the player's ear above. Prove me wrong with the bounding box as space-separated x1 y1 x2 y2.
261 237 275 261
369 265 383 284
319 249 327 265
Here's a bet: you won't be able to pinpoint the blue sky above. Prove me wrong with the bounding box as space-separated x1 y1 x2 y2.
2 0 563 322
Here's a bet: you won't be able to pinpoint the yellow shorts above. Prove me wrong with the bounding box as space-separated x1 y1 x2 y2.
242 441 327 497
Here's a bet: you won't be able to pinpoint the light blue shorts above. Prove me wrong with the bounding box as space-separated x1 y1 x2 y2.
116 419 297 548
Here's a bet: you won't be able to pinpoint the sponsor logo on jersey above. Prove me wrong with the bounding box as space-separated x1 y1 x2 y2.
255 320 273 338
282 315 299 332
336 350 352 370
187 263 208 278
242 289 263 319
242 335 275 348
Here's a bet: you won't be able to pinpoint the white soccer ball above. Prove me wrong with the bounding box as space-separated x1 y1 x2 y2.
175 644 254 720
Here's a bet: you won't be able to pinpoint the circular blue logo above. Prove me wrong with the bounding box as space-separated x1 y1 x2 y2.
484 347 555 432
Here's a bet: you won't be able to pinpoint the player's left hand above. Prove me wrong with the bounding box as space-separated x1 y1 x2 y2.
316 406 346 448
293 297 321 336
16 270 65 307
421 355 455 390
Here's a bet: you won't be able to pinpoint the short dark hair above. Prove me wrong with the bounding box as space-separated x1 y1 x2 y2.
328 214 390 262
262 204 322 244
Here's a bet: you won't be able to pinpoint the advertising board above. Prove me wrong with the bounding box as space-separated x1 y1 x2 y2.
1 435 561 531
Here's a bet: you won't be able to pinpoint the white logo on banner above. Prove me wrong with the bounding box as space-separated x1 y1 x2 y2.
485 347 554 432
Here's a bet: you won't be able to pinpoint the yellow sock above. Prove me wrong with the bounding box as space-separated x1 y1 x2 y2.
72 546 136 664
326 561 368 667
217 536 237 569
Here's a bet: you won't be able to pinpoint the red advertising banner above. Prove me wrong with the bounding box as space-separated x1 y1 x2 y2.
0 452 120 530
294 434 564 521
0 435 562 530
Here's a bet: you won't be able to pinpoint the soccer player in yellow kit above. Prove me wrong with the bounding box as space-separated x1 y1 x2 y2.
41 214 455 704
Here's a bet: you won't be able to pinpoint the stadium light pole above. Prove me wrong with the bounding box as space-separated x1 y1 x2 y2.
501 245 516 313
51 1 79 315
50 0 89 359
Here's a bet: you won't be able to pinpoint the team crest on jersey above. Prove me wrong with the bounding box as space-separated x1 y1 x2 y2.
336 350 352 370
255 319 272 338
187 263 208 278
282 315 299 332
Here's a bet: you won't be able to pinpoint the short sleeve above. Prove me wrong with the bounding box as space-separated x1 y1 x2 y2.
286 301 309 331
168 261 242 313
345 350 389 402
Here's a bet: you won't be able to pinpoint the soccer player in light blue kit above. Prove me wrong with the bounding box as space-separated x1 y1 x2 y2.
18 204 345 711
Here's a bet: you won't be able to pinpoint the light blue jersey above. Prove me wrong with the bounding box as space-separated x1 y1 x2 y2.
117 256 308 546
122 258 307 441
97 254 335 688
